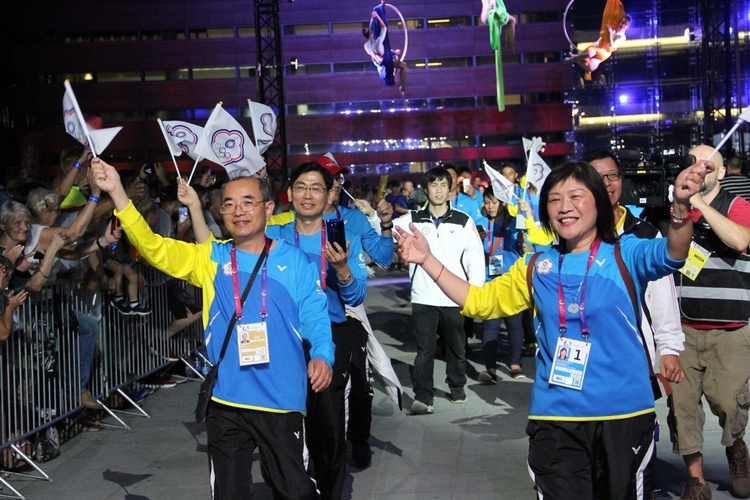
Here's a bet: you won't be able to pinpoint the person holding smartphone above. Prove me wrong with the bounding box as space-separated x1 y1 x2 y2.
266 162 368 500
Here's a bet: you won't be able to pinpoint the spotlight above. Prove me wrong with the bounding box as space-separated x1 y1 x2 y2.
290 57 298 70
618 94 630 104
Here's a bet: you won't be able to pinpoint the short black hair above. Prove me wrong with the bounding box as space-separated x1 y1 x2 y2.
289 162 334 191
581 150 621 171
422 166 453 190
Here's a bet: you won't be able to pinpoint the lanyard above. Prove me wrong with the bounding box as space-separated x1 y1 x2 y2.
557 239 601 340
294 220 328 291
230 238 270 320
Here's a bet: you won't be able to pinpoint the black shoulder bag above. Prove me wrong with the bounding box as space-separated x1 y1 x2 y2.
195 243 268 423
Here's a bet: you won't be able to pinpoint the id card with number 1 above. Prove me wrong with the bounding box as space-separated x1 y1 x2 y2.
548 338 590 390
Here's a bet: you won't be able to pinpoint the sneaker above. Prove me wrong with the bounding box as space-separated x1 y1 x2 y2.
142 376 177 389
150 346 179 362
351 441 372 469
110 295 125 307
81 391 103 410
125 384 148 405
170 374 189 384
130 303 152 316
509 367 526 379
728 440 750 498
410 400 434 415
478 371 497 385
680 477 712 499
112 300 133 315
450 391 467 404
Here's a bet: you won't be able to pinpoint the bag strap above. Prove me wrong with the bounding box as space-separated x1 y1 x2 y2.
526 251 542 312
216 239 270 366
613 241 672 397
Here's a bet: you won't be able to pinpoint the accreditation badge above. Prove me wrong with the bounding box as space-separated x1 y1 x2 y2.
548 337 590 390
488 255 503 276
237 322 270 366
678 241 711 281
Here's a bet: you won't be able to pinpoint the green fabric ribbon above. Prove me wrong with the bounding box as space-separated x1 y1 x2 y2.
488 0 510 112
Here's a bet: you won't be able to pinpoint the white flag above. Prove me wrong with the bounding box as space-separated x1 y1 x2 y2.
248 100 277 155
522 137 533 161
484 162 516 204
526 148 551 190
195 103 265 178
161 120 205 161
63 81 121 157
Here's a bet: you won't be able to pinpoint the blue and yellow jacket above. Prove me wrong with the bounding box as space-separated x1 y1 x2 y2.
115 201 334 414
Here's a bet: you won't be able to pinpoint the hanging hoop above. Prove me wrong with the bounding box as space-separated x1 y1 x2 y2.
562 0 576 52
382 3 409 62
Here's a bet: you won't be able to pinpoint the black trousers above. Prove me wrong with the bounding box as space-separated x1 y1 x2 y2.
527 413 656 500
306 320 354 500
206 403 317 499
346 317 372 445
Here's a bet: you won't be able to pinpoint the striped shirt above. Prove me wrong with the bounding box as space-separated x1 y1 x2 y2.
720 175 750 201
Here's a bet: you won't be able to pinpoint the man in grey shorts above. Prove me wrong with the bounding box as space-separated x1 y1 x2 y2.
672 145 750 500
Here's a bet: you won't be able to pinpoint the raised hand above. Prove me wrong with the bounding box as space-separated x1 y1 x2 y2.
90 158 122 194
394 223 431 265
376 198 394 223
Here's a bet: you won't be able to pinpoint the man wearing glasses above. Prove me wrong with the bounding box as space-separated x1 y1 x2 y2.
584 150 685 382
266 162 368 500
90 159 334 499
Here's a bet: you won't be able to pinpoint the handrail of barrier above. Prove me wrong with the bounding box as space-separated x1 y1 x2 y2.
1 264 204 489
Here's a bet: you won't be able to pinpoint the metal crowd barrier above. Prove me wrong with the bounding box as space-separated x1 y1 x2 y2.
0 265 205 498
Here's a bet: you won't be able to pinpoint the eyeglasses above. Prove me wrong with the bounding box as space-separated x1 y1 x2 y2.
600 172 622 182
219 200 266 214
291 184 328 195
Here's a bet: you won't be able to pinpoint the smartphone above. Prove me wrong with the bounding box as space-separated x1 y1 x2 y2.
462 178 471 191
375 174 389 204
178 207 189 223
325 218 347 251
34 251 45 260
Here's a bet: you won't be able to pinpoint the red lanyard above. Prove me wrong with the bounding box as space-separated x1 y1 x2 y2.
294 221 328 291
230 238 270 320
557 239 601 340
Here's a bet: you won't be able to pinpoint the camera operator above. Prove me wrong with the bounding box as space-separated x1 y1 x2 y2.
670 145 750 499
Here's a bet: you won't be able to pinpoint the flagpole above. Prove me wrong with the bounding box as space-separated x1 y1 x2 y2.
707 121 744 162
64 80 98 157
157 119 182 181
187 157 202 185
341 185 356 202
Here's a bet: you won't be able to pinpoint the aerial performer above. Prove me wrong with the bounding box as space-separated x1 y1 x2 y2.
565 0 631 80
480 0 517 112
363 1 407 94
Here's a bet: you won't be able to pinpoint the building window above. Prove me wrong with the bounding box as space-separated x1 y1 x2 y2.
98 71 142 83
192 67 237 80
283 24 329 35
426 17 471 28
238 27 256 38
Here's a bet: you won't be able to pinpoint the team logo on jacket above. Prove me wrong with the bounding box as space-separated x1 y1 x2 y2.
420 227 430 236
536 258 554 274
222 261 233 275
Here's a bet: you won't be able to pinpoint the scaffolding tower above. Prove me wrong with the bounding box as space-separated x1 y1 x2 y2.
254 0 288 185
701 0 737 153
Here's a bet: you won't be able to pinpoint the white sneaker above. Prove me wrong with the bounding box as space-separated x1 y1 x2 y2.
410 400 434 415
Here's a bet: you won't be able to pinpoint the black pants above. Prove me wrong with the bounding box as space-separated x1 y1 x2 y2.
527 413 656 500
346 318 372 445
206 403 317 499
306 321 353 500
411 304 466 404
